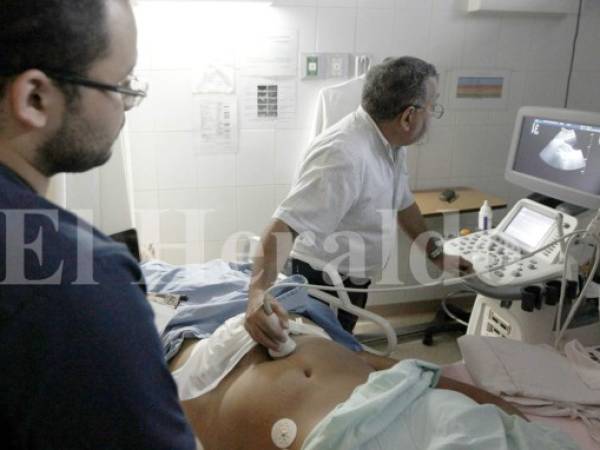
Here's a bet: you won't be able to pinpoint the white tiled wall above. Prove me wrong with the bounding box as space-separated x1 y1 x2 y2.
129 0 599 282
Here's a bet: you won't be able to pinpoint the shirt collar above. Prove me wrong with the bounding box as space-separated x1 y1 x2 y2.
0 163 36 193
356 106 403 155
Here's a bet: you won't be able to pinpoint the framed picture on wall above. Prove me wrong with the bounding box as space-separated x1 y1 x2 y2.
447 69 511 110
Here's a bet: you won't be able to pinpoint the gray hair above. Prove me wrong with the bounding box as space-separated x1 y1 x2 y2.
361 56 438 122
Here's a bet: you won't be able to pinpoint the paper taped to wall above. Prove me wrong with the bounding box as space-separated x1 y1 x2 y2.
192 94 238 153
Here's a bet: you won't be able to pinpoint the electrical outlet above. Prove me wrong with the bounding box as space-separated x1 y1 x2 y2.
301 53 352 80
327 54 349 78
329 56 344 77
306 55 319 77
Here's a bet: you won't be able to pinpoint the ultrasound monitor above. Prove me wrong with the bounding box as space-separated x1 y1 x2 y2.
505 106 600 209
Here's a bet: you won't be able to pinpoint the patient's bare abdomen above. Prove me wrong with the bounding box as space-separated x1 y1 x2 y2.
183 336 373 450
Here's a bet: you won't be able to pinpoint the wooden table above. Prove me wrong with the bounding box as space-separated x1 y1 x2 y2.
414 187 507 218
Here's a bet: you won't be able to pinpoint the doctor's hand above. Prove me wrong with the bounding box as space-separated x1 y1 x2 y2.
245 290 290 351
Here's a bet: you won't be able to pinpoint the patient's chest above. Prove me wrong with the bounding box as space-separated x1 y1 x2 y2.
184 336 373 450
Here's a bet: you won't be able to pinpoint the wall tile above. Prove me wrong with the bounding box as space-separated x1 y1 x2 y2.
482 126 512 177
319 0 357 7
212 240 246 262
430 0 458 12
461 17 500 68
133 190 160 245
454 110 491 126
415 126 455 180
155 133 197 189
394 6 432 59
522 70 569 107
157 245 187 265
132 4 155 71
236 130 276 186
356 8 396 61
316 7 357 52
275 129 311 184
497 17 534 70
197 154 237 188
583 0 600 15
403 147 418 190
270 6 318 53
158 188 200 244
396 0 432 11
567 70 600 110
451 125 486 178
197 187 238 242
273 0 317 6
429 8 466 68
359 0 394 8
415 177 452 190
527 16 577 72
151 70 194 132
574 15 600 71
157 241 213 265
134 190 159 209
237 186 277 235
140 3 196 70
506 70 526 110
459 176 512 210
129 133 158 191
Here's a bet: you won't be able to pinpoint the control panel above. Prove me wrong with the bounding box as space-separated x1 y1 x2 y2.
444 199 578 287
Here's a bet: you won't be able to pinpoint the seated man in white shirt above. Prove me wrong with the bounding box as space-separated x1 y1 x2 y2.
246 56 469 351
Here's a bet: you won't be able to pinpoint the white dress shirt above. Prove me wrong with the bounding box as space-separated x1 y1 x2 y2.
274 106 414 278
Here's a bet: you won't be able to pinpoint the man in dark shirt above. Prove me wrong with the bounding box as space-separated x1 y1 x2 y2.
0 1 196 448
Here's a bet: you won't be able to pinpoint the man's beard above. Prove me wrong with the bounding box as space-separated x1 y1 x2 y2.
35 107 118 176
413 120 430 146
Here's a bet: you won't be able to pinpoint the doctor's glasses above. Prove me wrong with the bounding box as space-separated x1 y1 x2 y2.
413 102 445 119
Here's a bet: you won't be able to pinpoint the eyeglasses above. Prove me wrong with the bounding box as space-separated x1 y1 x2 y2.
413 102 445 119
0 68 148 110
43 71 148 111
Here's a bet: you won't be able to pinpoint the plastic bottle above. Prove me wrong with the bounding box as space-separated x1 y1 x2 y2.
478 200 493 230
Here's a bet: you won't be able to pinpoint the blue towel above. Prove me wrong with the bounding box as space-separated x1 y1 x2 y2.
142 259 362 360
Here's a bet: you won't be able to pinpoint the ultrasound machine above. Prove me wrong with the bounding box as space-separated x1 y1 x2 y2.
445 106 600 347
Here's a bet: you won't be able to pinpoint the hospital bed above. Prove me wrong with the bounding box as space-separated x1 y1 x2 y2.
109 227 599 448
141 254 596 449
442 362 597 450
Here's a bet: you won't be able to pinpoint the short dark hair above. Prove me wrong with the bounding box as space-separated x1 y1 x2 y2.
361 56 438 122
0 0 112 101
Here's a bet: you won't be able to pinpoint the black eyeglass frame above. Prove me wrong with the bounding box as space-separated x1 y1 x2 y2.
0 68 147 108
43 70 147 99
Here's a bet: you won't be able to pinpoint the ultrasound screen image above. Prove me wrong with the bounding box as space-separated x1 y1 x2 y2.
512 116 600 196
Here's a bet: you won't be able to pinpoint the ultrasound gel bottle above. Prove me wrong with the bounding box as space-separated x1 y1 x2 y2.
478 200 492 230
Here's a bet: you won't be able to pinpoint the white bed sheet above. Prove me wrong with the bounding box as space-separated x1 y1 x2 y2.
442 362 598 450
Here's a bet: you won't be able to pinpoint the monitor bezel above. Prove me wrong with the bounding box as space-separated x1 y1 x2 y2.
505 106 600 210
